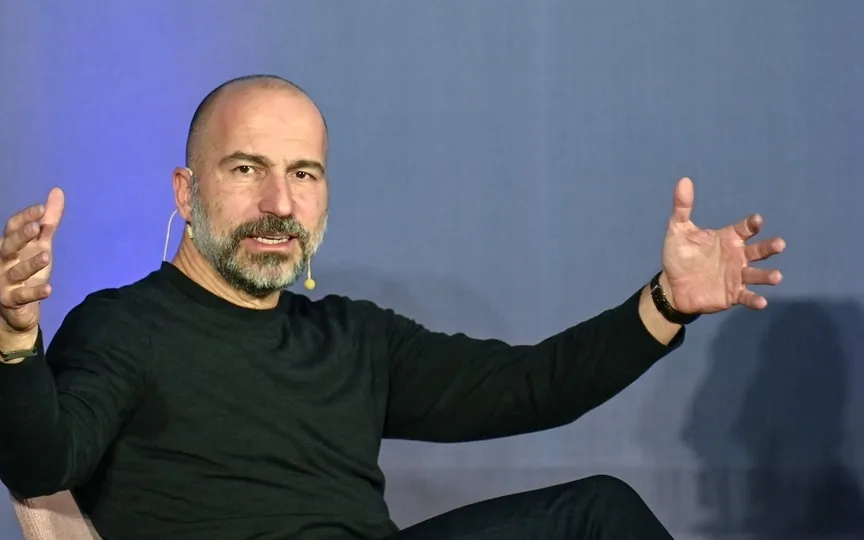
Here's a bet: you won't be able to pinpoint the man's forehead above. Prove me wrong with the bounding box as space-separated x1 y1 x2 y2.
204 94 326 158
214 92 323 135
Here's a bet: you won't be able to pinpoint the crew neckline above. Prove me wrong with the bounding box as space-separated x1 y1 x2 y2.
157 262 289 321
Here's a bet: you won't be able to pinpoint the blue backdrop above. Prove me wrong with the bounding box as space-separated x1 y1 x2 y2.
1 1 863 538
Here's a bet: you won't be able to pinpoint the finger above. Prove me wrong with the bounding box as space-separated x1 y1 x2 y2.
38 187 66 241
5 252 50 284
745 237 786 262
0 221 42 260
671 177 695 224
742 266 783 286
737 288 768 310
0 284 52 310
732 213 763 241
4 204 45 237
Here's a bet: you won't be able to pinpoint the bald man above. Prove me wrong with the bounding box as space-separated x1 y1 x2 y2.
0 75 786 539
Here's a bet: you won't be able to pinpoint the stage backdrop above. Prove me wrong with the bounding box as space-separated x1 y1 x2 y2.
1 1 862 538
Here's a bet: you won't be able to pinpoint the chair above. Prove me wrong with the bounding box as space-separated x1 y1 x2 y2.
10 491 101 540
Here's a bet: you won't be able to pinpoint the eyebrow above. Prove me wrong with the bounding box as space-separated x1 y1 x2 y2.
219 151 325 176
219 151 274 169
286 159 326 176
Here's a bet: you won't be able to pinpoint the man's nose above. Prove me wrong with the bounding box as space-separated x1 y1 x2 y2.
258 175 294 217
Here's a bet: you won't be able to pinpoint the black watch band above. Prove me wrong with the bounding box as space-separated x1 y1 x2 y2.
0 346 38 364
649 272 700 325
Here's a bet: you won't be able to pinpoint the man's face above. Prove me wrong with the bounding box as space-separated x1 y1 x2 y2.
186 86 329 298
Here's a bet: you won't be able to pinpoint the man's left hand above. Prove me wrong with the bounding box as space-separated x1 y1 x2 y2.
660 177 786 314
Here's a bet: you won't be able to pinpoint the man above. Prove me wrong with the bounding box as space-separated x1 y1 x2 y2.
0 75 786 539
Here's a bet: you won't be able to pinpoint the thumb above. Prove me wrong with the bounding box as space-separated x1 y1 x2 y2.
39 187 65 240
671 177 694 224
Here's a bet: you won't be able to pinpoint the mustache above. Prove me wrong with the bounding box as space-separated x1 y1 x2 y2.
232 216 311 245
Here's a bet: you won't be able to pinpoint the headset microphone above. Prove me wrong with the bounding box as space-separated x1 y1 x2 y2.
304 259 316 290
163 209 178 261
163 168 196 261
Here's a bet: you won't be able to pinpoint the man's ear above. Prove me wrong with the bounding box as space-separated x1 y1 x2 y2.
172 167 195 222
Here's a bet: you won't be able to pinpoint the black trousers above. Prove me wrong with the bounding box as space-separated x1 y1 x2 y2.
388 475 673 540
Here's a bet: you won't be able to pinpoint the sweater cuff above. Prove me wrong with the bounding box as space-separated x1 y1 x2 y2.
619 286 686 355
0 328 48 387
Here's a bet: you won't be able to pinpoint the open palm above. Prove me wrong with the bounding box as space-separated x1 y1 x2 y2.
661 178 785 314
0 188 65 334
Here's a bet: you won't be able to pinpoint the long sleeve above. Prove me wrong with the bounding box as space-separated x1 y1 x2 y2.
381 287 684 442
0 291 151 498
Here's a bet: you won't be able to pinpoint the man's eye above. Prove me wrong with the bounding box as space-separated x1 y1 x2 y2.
294 171 314 180
236 166 254 174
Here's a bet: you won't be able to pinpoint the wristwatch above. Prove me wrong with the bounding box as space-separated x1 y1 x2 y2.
649 271 700 325
0 346 38 364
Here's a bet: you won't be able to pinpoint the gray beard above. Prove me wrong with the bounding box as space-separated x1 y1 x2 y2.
187 186 325 299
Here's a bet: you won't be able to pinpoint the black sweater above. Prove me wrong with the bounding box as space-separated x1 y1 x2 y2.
0 263 681 539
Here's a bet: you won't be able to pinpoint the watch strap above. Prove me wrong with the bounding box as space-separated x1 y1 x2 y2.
649 272 700 325
0 345 39 364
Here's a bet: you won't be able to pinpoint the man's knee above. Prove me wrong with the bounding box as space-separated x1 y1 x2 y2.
568 474 647 508
540 475 670 538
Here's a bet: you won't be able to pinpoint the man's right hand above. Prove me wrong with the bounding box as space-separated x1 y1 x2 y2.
0 188 65 352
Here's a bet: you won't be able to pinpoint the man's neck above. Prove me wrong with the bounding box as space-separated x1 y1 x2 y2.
171 238 281 310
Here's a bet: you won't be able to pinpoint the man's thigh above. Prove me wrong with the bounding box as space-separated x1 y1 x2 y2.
388 475 672 540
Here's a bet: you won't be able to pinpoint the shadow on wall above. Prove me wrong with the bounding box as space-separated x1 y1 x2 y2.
681 299 864 538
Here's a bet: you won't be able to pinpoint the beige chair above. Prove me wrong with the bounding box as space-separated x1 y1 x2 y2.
10 491 100 540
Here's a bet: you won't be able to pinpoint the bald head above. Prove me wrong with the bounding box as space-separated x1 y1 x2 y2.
185 75 327 170
175 74 330 299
